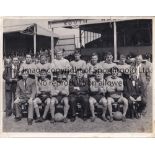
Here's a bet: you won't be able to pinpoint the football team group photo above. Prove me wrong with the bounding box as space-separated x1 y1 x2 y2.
2 17 153 133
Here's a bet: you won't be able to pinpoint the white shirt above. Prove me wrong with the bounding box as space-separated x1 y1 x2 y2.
136 63 142 79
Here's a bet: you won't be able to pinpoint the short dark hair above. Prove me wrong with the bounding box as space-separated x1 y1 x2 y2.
106 52 113 57
110 66 119 73
91 52 98 57
120 54 126 59
74 49 81 55
26 54 31 57
40 53 46 58
21 69 29 74
40 69 47 73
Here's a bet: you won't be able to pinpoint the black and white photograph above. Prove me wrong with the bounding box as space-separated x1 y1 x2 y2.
1 17 153 135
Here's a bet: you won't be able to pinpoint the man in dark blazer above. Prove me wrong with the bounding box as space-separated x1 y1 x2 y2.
3 57 20 117
14 69 36 125
124 73 147 118
69 69 89 122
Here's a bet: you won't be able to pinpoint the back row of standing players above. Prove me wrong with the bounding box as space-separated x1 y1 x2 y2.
4 49 152 125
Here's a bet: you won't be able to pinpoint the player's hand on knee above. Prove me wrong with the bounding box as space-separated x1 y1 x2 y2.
28 98 33 104
14 98 20 104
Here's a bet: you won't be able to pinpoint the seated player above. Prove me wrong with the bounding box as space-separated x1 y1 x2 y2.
124 73 147 118
89 71 107 122
69 69 89 122
33 69 51 123
106 67 128 122
14 69 36 125
50 72 70 123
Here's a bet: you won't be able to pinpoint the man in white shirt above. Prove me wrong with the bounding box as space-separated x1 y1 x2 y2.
70 50 86 75
86 53 102 77
51 50 71 79
100 52 116 77
19 54 36 78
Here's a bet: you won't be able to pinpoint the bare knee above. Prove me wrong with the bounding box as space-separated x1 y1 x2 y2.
46 98 51 105
50 98 56 107
100 98 107 107
89 97 95 107
63 97 69 107
123 98 128 106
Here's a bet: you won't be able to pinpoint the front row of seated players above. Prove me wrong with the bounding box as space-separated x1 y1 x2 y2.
13 67 145 125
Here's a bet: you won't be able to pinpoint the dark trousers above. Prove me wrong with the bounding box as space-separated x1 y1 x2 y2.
128 98 147 114
70 94 89 118
5 90 13 116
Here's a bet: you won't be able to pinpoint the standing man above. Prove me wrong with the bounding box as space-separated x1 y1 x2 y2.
117 54 131 86
52 50 71 79
36 54 51 76
14 69 36 125
50 72 70 123
100 52 116 77
133 54 151 85
131 54 151 115
69 69 89 122
89 71 107 122
86 53 102 76
19 54 36 78
70 50 87 74
3 57 20 117
106 67 128 122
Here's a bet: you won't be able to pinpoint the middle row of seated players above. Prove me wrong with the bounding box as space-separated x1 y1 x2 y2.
14 66 146 125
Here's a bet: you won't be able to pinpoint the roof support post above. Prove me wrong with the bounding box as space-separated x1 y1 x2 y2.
51 27 54 61
33 24 37 57
113 21 117 61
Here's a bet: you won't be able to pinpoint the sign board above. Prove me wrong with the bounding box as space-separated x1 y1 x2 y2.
48 19 133 29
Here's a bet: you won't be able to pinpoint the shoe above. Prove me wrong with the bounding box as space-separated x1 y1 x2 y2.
35 117 43 123
27 119 33 125
109 116 113 122
122 116 126 122
15 117 22 122
6 111 12 117
91 117 95 122
135 113 140 119
101 115 107 122
71 117 76 122
41 117 46 122
83 117 87 121
142 109 147 116
50 118 55 124
63 118 68 123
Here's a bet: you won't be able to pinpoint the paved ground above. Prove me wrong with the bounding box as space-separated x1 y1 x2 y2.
3 83 152 133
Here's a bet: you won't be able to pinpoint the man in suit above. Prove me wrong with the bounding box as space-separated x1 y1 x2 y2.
69 69 89 122
131 54 151 115
124 73 147 118
14 69 36 125
3 57 20 117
